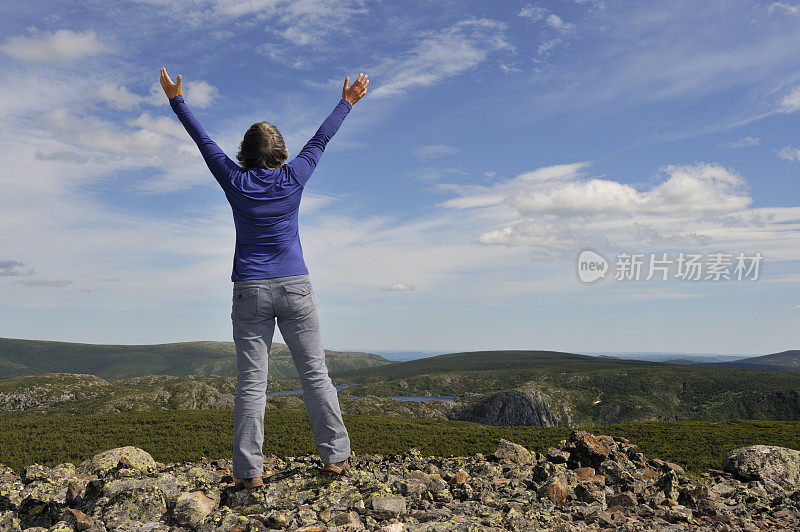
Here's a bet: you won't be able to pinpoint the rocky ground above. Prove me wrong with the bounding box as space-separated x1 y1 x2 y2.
1 430 799 531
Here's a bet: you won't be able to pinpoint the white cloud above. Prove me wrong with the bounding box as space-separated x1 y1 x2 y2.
536 38 563 57
777 146 800 161
476 219 580 248
260 43 307 69
143 79 218 108
779 86 800 112
433 161 800 263
413 144 460 161
96 83 145 110
518 5 548 21
499 63 522 74
299 192 344 214
517 162 590 182
369 18 511 99
183 80 219 108
34 150 89 164
439 162 590 210
37 107 171 157
0 128 235 305
208 0 368 46
95 79 218 110
512 162 752 216
20 74 220 194
410 167 461 181
135 0 367 48
520 3 800 124
518 4 575 33
293 159 800 317
517 3 575 63
385 283 415 291
546 14 575 33
274 0 368 46
769 2 800 16
0 28 110 63
126 112 187 139
718 136 761 149
441 194 507 209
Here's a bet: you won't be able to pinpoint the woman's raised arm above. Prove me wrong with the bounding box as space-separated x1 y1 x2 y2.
161 67 241 191
285 73 369 187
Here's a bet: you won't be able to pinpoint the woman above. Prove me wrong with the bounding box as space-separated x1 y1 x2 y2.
160 67 369 489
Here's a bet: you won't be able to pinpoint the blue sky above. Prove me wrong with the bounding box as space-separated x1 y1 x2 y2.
0 0 798 355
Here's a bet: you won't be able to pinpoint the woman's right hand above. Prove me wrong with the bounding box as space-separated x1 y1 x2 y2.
342 73 369 106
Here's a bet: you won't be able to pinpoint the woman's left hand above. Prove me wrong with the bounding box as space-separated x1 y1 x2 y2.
160 67 182 99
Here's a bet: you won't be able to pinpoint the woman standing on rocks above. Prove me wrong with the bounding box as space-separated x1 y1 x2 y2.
160 67 369 487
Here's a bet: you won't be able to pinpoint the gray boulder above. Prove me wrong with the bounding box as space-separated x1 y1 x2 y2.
723 445 800 491
493 438 534 465
78 446 157 477
173 491 216 528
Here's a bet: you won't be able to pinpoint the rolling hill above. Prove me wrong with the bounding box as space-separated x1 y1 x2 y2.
3 344 799 428
330 350 800 426
0 337 391 379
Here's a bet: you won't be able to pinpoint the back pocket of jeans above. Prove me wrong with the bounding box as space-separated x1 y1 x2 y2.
232 287 259 321
284 282 314 316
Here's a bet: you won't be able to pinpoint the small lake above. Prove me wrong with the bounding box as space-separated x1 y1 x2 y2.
266 383 454 402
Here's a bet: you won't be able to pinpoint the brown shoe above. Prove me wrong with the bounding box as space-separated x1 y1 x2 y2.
322 458 351 475
225 476 264 490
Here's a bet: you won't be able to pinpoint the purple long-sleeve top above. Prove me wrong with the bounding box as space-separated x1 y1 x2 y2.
168 94 352 281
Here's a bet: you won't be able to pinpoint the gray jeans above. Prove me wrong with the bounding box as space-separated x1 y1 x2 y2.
231 274 351 478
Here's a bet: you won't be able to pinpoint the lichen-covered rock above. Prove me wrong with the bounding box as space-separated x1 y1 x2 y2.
333 509 365 530
173 490 216 528
566 430 612 469
101 484 167 530
605 490 636 508
493 438 534 465
48 519 75 532
376 522 405 532
174 465 220 494
573 481 605 505
546 447 570 464
598 458 635 486
196 506 249 531
0 511 23 532
78 446 157 477
370 494 406 514
723 444 800 491
0 432 798 531
0 464 19 482
64 507 95 531
21 464 53 484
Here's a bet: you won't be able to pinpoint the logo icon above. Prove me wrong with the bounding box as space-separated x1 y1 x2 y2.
577 249 608 283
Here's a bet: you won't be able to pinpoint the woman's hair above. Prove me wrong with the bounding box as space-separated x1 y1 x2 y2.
236 121 290 169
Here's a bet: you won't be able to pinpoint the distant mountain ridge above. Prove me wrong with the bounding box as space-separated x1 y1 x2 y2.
704 350 800 371
0 337 391 380
584 350 800 371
